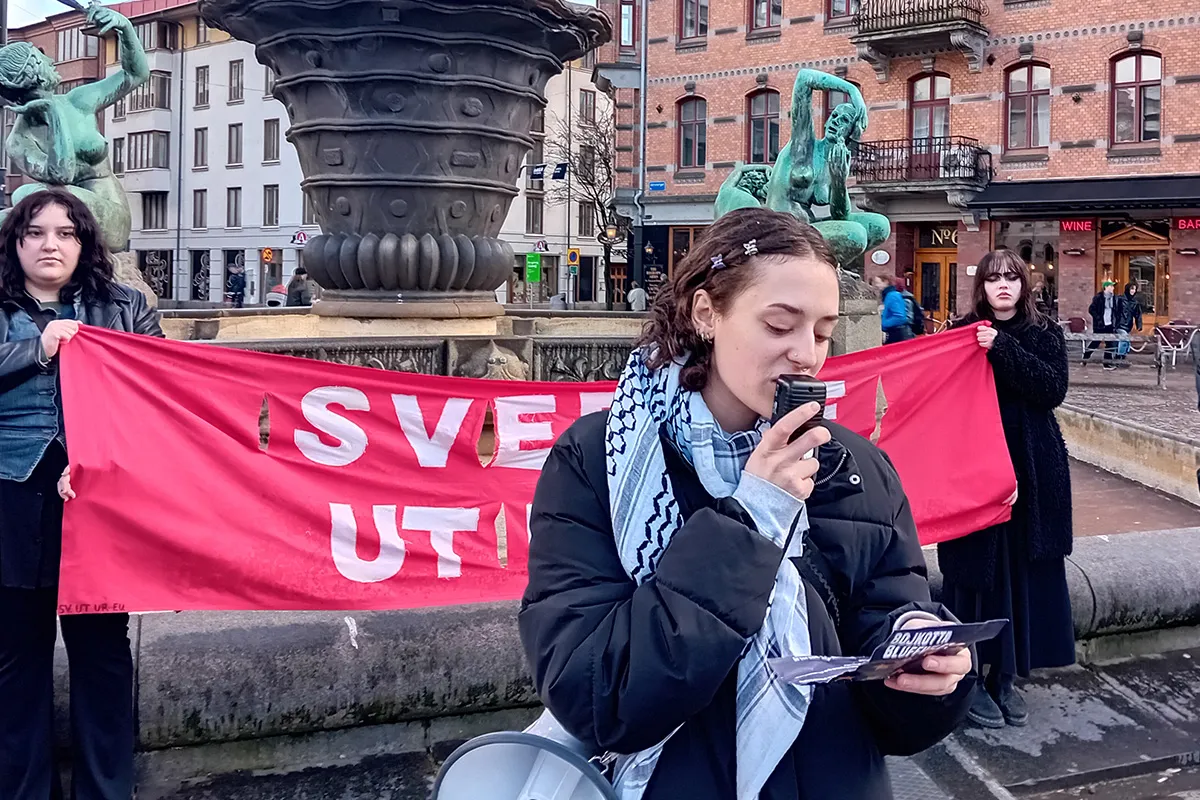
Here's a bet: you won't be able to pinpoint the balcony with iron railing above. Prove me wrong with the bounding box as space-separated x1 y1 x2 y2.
851 136 993 197
850 0 989 80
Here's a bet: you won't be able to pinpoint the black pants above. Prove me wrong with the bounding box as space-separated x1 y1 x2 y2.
1083 324 1114 361
883 326 913 345
0 587 135 800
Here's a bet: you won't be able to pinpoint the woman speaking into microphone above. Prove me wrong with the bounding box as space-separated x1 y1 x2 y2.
518 208 974 800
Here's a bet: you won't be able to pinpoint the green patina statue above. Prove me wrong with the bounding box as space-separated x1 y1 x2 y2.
716 69 890 269
0 4 149 251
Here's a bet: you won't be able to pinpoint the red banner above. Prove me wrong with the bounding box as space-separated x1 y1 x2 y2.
58 326 1013 615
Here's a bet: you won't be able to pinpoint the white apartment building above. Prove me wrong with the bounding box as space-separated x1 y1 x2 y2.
100 0 612 307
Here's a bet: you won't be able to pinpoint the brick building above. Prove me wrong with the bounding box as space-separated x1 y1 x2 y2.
596 0 1200 325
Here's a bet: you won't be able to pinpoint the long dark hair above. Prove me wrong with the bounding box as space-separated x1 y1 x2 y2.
0 189 115 303
639 207 838 391
964 249 1046 328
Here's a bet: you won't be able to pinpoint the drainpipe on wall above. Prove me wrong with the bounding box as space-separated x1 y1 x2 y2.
631 0 649 289
174 24 186 303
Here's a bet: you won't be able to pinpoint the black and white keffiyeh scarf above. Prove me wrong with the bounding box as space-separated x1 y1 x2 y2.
604 348 813 798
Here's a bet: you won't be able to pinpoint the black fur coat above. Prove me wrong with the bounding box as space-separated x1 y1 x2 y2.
937 317 1073 591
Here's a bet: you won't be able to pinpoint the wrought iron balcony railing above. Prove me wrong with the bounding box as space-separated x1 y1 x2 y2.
851 136 993 185
854 0 987 34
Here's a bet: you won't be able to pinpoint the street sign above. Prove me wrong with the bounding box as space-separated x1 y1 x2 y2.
649 181 666 191
567 248 580 266
525 252 542 283
569 264 579 275
261 248 274 263
290 231 309 246
534 239 550 253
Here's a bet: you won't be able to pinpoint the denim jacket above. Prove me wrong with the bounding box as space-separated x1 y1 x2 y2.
0 284 163 482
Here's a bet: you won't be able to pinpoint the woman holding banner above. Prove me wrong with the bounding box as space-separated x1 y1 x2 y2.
0 189 162 798
519 208 974 799
939 249 1074 730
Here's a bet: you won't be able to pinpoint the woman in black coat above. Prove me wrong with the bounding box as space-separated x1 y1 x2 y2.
0 189 163 799
938 249 1075 730
520 208 974 800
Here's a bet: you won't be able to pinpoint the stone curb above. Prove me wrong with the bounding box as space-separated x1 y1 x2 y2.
1057 405 1200 506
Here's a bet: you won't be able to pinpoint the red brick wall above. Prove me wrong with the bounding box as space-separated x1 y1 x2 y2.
1169 224 1200 324
955 222 991 315
640 1 1200 192
1057 225 1100 323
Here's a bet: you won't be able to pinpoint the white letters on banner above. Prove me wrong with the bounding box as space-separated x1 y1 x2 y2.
330 503 405 582
329 504 480 582
391 395 473 468
491 395 557 470
296 387 370 466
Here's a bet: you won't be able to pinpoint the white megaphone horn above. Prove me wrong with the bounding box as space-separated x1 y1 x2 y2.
432 709 617 800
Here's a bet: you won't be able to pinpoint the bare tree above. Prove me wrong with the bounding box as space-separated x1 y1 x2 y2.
543 110 620 310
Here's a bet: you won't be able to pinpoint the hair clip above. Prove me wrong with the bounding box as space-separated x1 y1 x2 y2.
710 254 726 270
743 239 759 256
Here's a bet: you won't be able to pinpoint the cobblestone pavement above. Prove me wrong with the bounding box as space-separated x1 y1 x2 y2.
1066 362 1199 440
1070 460 1199 537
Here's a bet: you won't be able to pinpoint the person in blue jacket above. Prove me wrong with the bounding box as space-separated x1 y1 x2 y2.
872 275 913 344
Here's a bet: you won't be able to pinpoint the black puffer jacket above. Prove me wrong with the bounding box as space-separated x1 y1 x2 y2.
519 412 974 800
937 317 1072 590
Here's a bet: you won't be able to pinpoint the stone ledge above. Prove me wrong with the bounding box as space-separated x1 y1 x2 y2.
1057 404 1200 505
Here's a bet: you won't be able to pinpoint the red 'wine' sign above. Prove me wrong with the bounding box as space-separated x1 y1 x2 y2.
1060 220 1094 232
1176 218 1200 231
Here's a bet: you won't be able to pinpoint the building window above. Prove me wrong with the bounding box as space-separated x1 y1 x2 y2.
228 59 244 103
579 144 596 181
680 0 709 40
263 185 280 227
678 97 707 168
578 203 596 237
193 189 207 229
193 127 208 168
227 187 242 228
113 97 125 120
526 197 544 234
138 250 173 299
620 0 636 49
112 137 125 175
197 16 209 44
227 123 243 166
128 71 171 112
532 107 545 134
747 90 780 164
580 89 596 123
751 0 782 30
127 131 170 170
1112 52 1161 145
827 0 858 18
142 192 169 231
911 73 951 140
581 49 596 70
527 138 544 191
56 28 98 62
195 65 209 107
1006 64 1051 150
264 66 277 97
303 193 319 225
134 21 177 51
190 250 210 301
263 118 280 162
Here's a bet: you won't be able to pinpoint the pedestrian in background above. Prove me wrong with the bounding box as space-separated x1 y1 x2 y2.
521 208 974 800
939 249 1075 730
0 189 163 798
1084 280 1118 370
286 266 312 306
1114 282 1143 366
872 275 913 344
626 280 648 312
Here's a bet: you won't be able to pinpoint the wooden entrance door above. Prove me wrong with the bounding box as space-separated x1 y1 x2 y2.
1097 225 1170 328
914 250 958 323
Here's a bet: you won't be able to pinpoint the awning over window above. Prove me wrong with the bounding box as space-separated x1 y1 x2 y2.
968 175 1200 215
